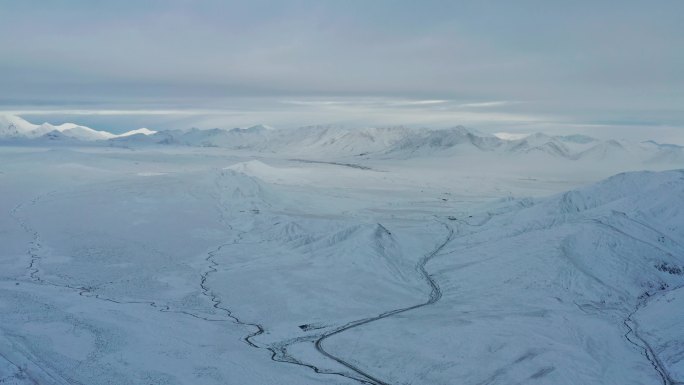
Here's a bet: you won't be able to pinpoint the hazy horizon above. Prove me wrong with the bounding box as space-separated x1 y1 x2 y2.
1 1 683 143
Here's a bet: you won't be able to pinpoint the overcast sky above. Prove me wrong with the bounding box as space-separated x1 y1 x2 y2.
1 0 683 141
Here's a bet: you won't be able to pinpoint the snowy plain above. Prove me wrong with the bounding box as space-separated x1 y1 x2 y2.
1 117 684 385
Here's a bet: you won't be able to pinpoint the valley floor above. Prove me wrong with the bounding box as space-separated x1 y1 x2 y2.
1 146 683 384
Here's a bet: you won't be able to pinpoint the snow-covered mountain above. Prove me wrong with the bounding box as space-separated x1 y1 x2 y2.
2 140 682 384
0 115 156 142
111 124 413 155
382 126 502 157
3 114 684 167
354 169 684 384
111 123 684 166
116 127 157 137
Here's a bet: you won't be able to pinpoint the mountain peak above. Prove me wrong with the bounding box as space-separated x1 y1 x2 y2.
0 114 157 141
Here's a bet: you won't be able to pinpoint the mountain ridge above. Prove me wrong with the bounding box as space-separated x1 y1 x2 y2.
3 114 684 165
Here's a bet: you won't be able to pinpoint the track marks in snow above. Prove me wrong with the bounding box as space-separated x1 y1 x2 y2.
9 191 56 283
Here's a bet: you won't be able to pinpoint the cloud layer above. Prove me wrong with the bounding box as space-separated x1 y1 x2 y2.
1 0 682 140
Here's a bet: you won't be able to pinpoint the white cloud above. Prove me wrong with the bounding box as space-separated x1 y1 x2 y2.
457 101 513 108
493 132 530 140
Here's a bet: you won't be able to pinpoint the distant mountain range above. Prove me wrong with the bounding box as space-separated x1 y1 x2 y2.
0 115 156 141
2 114 683 164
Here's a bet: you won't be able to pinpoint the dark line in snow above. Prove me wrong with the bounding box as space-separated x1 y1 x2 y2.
313 222 454 385
623 285 684 385
289 158 374 170
10 185 457 385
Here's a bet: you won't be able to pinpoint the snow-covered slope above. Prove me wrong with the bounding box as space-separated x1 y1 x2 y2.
382 126 503 157
0 139 682 385
325 169 684 384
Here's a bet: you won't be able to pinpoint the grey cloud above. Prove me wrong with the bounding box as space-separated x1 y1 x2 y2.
0 0 682 139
